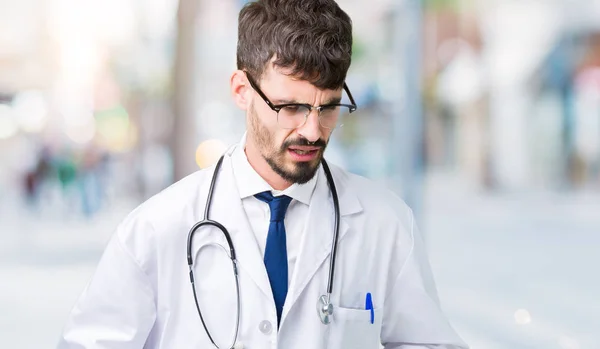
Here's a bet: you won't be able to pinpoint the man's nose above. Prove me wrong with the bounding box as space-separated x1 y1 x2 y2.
296 109 322 143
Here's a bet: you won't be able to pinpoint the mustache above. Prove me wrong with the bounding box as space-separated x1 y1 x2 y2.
282 138 327 149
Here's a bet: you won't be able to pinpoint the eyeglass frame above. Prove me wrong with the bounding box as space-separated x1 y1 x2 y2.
244 71 358 129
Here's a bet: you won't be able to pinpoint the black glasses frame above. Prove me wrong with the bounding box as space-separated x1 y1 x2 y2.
244 71 358 118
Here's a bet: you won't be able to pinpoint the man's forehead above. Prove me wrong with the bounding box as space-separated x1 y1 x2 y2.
263 64 342 93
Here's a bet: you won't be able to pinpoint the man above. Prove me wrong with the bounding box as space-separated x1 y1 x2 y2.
58 1 468 348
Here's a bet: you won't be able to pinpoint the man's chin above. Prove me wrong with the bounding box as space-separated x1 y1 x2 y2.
287 155 322 170
267 160 318 185
288 160 322 183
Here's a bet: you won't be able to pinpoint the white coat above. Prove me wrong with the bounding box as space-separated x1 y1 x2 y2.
57 144 468 349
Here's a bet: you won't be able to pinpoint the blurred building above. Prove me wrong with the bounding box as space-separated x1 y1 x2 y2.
423 0 600 192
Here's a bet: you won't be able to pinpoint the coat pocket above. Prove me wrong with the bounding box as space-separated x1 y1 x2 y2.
326 306 383 349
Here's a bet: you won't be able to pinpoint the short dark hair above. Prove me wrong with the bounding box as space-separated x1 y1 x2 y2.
237 0 353 90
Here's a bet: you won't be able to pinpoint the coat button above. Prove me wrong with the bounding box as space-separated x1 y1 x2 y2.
258 320 272 335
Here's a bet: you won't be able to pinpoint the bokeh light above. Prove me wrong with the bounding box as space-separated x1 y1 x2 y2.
95 106 134 152
514 309 532 325
65 116 96 144
12 90 49 133
0 104 18 140
195 139 228 169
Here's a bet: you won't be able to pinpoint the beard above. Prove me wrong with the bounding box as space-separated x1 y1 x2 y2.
249 103 327 184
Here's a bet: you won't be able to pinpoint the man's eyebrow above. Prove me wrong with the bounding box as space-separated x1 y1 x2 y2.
273 98 304 105
273 97 343 105
323 97 342 105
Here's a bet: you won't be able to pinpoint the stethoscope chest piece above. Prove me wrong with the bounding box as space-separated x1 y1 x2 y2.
317 294 334 325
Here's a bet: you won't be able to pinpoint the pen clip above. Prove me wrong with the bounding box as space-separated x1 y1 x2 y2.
365 292 374 324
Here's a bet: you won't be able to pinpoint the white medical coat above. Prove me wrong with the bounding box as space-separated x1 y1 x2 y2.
57 146 468 349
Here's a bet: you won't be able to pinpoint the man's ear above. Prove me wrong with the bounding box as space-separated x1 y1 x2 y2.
231 70 251 111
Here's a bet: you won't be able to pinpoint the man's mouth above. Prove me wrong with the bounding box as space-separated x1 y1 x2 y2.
287 146 322 161
288 146 321 155
291 149 316 155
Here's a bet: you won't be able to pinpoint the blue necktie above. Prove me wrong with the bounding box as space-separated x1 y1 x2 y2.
254 191 292 326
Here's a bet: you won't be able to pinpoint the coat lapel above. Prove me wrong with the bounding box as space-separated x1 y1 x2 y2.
282 163 362 323
191 155 274 301
190 155 363 323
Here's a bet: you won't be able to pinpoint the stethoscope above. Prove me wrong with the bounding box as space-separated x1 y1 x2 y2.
186 153 341 349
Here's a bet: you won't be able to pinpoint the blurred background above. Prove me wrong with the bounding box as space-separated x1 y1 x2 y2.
1 0 599 348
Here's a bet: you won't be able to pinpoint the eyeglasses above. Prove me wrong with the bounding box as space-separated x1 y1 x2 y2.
245 71 357 130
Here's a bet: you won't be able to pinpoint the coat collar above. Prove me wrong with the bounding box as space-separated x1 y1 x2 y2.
191 147 363 318
230 135 318 205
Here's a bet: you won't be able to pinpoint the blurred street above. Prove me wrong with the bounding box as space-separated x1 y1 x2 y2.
424 173 600 349
1 173 599 349
0 191 137 349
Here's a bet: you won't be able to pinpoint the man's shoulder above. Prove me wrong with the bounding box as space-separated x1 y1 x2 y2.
116 165 216 237
110 165 218 263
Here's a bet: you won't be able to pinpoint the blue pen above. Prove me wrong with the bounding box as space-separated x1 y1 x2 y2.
365 292 374 324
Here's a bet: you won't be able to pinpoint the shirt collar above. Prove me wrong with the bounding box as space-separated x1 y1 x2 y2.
231 132 318 205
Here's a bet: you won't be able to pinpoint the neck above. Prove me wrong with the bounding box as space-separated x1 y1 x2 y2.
244 140 292 191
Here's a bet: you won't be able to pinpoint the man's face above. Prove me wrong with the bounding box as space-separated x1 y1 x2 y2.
246 65 343 184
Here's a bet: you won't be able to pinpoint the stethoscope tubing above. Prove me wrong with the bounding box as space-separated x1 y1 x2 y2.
320 159 340 299
186 153 340 348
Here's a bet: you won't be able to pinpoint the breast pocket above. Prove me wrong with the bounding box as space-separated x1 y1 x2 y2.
327 306 383 349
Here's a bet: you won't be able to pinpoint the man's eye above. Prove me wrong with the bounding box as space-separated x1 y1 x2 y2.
320 105 337 111
282 105 308 115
